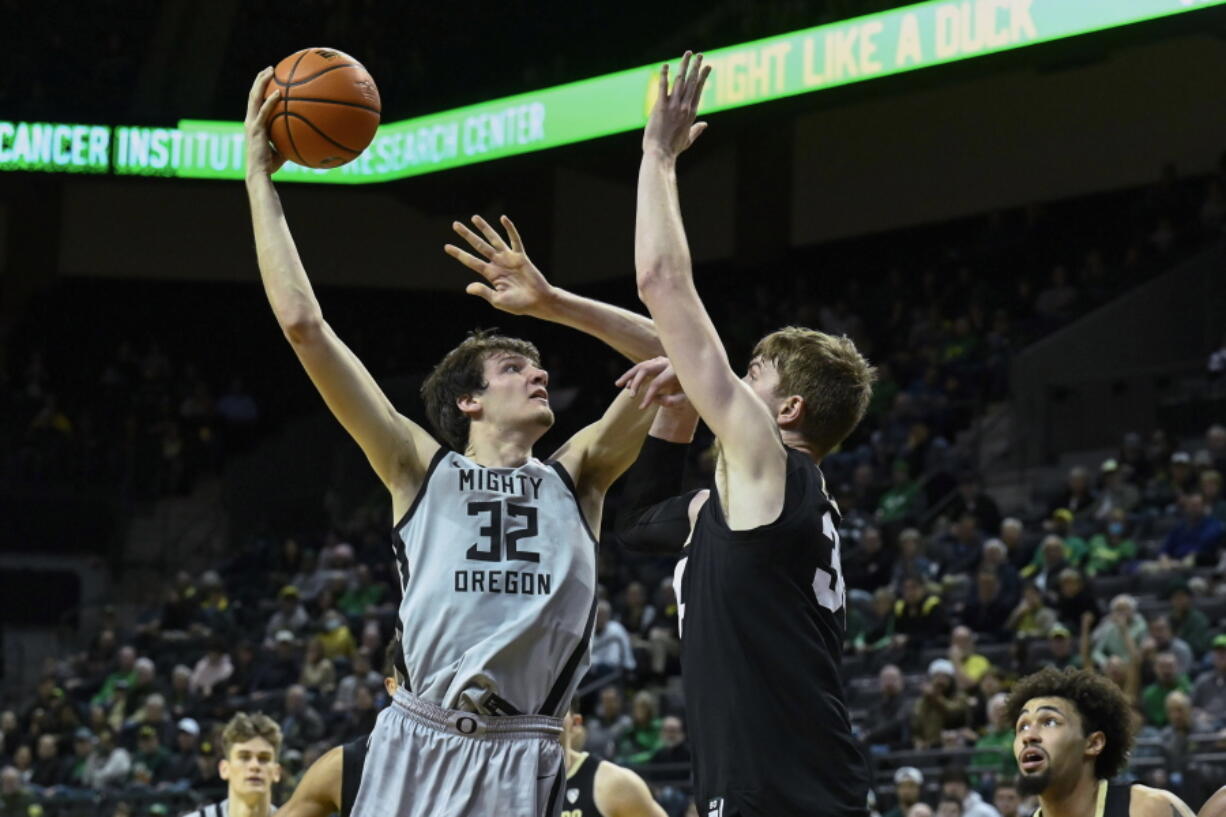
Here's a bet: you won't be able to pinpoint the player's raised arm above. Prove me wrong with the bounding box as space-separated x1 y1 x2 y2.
634 53 787 526
243 68 439 503
274 745 342 817
445 214 664 363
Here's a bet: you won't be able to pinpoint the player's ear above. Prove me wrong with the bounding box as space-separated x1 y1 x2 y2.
457 393 481 419
270 762 282 784
384 677 397 697
777 394 804 426
1084 730 1105 759
218 758 230 781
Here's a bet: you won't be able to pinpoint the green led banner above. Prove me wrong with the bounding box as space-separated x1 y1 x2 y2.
3 0 1223 182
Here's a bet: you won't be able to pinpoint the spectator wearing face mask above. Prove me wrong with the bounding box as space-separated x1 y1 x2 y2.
1084 509 1137 577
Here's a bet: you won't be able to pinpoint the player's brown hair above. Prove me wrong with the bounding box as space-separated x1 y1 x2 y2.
220 712 283 759
752 327 876 456
1005 667 1135 780
420 329 542 452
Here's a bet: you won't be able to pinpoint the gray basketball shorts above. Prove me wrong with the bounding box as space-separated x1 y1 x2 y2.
349 688 566 817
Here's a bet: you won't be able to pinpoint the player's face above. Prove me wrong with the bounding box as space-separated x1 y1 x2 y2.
471 352 553 434
1013 696 1101 796
219 736 281 798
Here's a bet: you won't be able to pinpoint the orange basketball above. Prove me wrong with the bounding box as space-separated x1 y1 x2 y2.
264 48 381 169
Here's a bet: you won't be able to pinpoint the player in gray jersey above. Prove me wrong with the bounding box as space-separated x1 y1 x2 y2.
244 70 667 817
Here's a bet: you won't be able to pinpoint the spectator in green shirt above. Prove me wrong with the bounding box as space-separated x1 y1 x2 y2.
616 691 662 765
972 692 1017 779
877 460 925 527
91 645 138 708
1084 509 1137 577
337 564 386 617
1167 581 1211 656
1140 651 1192 727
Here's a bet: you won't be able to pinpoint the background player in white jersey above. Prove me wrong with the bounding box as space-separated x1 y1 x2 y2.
182 713 282 817
561 709 666 817
244 69 667 817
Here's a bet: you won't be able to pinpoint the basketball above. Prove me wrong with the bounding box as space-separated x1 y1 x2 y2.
264 47 381 169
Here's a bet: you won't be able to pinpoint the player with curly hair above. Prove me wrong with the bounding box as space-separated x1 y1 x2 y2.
1007 667 1196 817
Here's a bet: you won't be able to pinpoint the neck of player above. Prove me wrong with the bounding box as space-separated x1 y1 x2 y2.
779 427 818 462
1038 773 1099 817
465 424 537 468
229 789 272 817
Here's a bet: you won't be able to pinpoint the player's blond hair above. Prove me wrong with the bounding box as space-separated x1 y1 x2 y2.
220 712 282 759
752 327 876 457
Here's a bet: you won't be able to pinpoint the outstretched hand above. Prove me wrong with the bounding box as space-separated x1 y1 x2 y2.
643 51 711 159
444 215 556 317
615 356 688 409
244 67 285 178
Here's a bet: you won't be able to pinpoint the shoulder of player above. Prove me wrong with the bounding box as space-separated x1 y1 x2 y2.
593 760 657 815
1129 783 1196 817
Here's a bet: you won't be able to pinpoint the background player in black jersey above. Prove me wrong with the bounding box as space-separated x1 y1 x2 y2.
182 713 282 817
275 635 406 817
628 52 876 816
561 709 666 817
1007 667 1197 817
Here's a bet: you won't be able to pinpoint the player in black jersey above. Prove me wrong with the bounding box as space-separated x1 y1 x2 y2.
561 710 666 817
276 636 406 817
625 53 877 817
1007 667 1197 817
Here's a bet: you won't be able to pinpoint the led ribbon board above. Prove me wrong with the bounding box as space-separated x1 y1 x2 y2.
3 0 1223 182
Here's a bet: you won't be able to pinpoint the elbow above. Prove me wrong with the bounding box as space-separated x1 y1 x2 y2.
282 314 324 346
635 265 676 307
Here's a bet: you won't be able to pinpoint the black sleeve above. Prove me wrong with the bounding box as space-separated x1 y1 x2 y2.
614 436 695 555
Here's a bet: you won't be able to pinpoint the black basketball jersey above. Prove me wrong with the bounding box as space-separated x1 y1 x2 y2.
1034 780 1133 817
676 446 869 817
562 752 604 817
340 734 370 817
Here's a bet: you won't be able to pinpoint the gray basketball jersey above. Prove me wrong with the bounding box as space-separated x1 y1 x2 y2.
392 449 598 717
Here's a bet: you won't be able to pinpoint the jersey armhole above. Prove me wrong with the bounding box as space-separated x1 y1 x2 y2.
548 460 599 548
706 448 816 540
391 446 450 531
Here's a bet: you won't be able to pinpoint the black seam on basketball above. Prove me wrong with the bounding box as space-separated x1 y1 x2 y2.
275 63 360 87
284 50 310 167
280 97 381 115
283 112 361 155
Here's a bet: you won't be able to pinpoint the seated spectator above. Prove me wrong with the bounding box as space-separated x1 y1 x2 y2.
948 627 990 691
615 691 661 765
844 526 895 592
166 665 196 719
1142 616 1195 677
585 687 632 761
280 685 324 751
316 610 358 662
854 586 899 656
961 571 1012 642
946 473 1002 538
336 684 379 743
333 652 381 714
893 529 938 585
1141 652 1192 728
972 693 1017 780
60 728 95 789
862 664 912 750
1202 469 1226 523
877 460 926 528
590 601 636 682
619 581 657 639
883 767 924 817
1166 581 1211 656
1191 634 1226 730
128 657 162 713
992 779 1021 817
1157 493 1224 568
1157 690 1200 804
250 631 301 693
1022 535 1069 593
1084 508 1137 577
894 574 950 654
29 733 62 789
84 727 130 789
648 715 690 766
1047 467 1096 521
1041 624 1082 671
1091 594 1147 669
130 725 171 786
298 638 336 695
337 564 387 618
0 766 35 815
912 659 968 749
939 514 984 578
978 539 1020 609
1091 459 1140 520
1051 568 1100 631
161 719 202 787
91 645 137 709
123 693 173 748
1006 581 1057 639
265 586 309 646
938 765 999 817
998 518 1034 572
1045 509 1090 565
189 638 233 698
1148 451 1198 511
